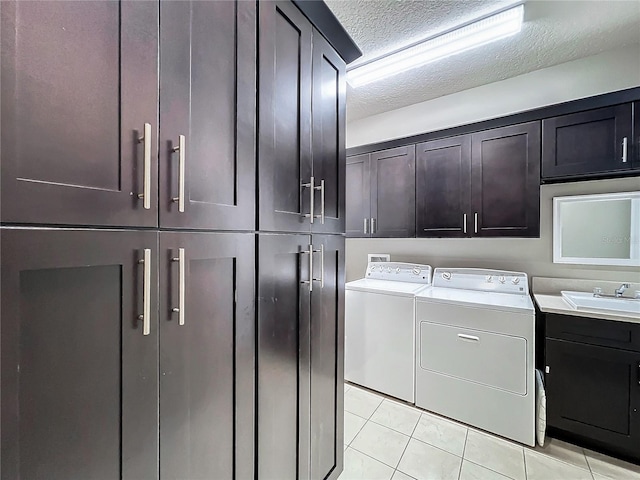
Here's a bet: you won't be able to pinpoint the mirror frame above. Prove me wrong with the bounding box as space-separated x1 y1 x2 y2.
553 191 640 266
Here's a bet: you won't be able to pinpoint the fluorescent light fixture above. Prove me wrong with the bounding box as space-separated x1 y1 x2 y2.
347 4 524 87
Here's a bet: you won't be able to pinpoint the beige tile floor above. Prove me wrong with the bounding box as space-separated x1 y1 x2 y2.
340 383 640 480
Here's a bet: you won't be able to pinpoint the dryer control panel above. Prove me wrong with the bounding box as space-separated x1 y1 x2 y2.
366 262 432 284
432 268 529 295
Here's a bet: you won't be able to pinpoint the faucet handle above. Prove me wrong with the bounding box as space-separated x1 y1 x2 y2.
593 287 602 297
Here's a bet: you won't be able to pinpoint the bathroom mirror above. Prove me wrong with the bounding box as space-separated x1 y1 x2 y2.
553 191 640 266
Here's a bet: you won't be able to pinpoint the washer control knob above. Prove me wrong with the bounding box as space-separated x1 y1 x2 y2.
441 271 451 280
485 275 493 283
387 267 392 273
413 267 422 276
396 267 401 273
498 276 506 284
512 277 521 285
370 266 376 272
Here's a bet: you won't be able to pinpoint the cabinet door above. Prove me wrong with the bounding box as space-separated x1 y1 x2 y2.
312 32 347 235
310 235 345 480
0 1 158 227
370 146 416 238
546 339 640 457
634 101 640 169
542 104 633 179
346 154 371 238
471 122 540 237
258 234 312 480
159 1 256 230
1 228 158 480
159 232 255 480
259 1 313 233
416 136 471 238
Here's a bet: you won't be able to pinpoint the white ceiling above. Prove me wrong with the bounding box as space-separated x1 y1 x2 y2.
325 0 640 121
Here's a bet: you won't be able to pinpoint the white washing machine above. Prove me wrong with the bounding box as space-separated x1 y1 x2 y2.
345 262 432 403
415 268 535 446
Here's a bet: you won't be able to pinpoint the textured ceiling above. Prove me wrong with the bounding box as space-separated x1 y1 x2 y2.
325 0 640 121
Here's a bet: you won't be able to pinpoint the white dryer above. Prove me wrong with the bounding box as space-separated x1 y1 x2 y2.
415 268 535 446
345 262 432 403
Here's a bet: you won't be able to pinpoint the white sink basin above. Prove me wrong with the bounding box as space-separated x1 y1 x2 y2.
561 291 640 315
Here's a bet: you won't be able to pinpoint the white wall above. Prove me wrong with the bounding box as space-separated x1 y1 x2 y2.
346 177 640 282
347 45 640 148
346 45 640 283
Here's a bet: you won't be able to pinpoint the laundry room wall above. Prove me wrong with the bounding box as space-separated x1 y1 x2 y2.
346 176 640 282
345 45 640 283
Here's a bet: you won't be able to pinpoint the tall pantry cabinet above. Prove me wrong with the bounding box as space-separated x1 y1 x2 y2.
258 2 348 479
0 1 357 479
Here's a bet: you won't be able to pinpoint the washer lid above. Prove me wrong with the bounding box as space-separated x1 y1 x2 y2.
416 286 534 313
346 278 431 297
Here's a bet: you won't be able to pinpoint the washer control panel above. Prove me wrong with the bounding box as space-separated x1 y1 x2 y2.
433 268 529 294
366 262 432 284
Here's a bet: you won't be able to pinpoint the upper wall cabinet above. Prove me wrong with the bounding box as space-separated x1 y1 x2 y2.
346 146 416 238
159 1 256 231
542 104 634 181
415 123 540 238
471 122 541 237
259 1 346 234
416 135 471 238
0 1 159 227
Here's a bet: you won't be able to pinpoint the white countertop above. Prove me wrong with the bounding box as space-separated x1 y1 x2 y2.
532 277 640 324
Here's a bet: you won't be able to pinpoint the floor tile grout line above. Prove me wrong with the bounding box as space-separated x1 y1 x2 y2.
392 408 422 473
457 429 469 480
523 447 528 480
347 443 400 472
525 445 595 474
463 459 519 480
367 415 420 438
346 416 368 448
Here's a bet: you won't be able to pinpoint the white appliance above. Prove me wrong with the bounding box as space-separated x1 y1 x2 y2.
345 262 432 403
415 268 535 446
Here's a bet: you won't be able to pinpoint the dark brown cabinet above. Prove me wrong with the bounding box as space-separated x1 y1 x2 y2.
159 232 255 480
1 229 159 480
416 136 471 237
0 1 159 227
471 122 540 237
542 104 634 180
346 146 416 238
258 233 345 480
311 32 347 235
259 1 346 235
545 314 640 461
159 1 256 230
415 123 540 238
346 154 371 237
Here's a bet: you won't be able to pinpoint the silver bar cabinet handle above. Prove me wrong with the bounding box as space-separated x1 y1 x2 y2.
137 123 152 209
363 218 368 234
622 137 628 163
138 248 151 336
301 244 314 292
172 135 186 213
474 212 478 234
302 177 315 223
463 213 467 234
314 179 325 224
172 248 185 326
318 244 324 288
458 333 479 342
371 218 376 234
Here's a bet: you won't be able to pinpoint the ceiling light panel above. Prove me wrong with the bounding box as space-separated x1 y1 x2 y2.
347 4 525 88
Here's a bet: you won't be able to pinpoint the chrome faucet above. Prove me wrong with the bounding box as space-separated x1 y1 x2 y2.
615 283 630 298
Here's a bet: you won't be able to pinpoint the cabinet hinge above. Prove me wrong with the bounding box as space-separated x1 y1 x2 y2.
545 365 550 374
